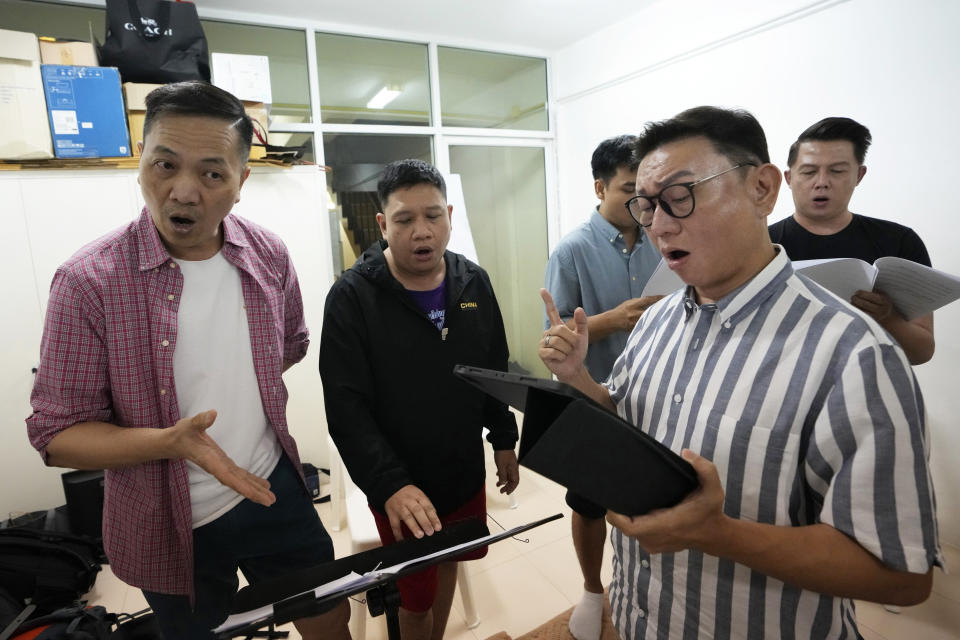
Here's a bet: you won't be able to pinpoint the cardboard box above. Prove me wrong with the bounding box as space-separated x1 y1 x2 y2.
123 86 268 160
123 82 162 112
38 38 98 67
123 83 163 156
128 112 147 156
41 65 131 158
0 29 54 160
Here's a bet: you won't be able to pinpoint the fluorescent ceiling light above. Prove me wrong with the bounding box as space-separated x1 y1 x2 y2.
367 86 401 109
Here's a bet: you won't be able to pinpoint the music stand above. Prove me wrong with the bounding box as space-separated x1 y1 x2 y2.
214 513 563 640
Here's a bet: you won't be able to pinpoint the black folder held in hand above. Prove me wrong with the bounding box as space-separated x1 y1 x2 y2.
454 365 698 516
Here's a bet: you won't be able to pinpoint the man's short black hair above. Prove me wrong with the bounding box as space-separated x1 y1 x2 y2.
143 81 253 162
591 135 639 183
377 159 446 209
786 117 872 167
634 106 770 169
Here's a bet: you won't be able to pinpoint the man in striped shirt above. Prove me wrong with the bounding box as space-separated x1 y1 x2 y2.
539 106 941 639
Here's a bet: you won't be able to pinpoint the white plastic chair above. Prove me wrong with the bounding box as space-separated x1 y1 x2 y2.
325 435 480 636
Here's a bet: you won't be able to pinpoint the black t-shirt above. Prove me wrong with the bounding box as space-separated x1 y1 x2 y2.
769 214 931 266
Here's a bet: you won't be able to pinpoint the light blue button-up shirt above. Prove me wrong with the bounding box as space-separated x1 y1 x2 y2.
543 209 662 382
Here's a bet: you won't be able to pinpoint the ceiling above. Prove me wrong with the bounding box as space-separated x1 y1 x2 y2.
192 0 659 53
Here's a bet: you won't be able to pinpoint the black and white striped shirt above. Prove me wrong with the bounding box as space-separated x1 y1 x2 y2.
605 247 942 639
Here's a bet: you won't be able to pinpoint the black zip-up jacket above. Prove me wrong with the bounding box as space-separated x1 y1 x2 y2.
319 241 519 515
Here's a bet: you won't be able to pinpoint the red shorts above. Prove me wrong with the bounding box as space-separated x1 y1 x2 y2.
370 488 488 612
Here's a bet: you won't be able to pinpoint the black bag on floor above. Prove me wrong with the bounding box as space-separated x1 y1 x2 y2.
0 511 101 617
4 604 115 640
98 0 211 83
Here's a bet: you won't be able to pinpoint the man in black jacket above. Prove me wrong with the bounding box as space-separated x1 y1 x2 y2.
319 159 519 640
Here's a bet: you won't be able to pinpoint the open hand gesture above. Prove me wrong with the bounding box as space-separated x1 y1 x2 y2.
166 410 276 507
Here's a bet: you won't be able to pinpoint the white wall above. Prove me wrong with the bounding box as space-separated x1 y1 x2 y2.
552 0 960 545
0 167 333 518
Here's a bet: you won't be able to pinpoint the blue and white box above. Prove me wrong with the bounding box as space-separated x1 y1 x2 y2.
41 65 131 158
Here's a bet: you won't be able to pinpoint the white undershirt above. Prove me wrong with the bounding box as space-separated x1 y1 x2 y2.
173 251 281 528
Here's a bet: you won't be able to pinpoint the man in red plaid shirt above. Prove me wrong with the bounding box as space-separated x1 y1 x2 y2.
26 82 349 639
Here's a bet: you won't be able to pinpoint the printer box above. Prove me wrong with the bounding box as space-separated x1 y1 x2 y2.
38 38 98 66
41 65 131 158
0 29 54 160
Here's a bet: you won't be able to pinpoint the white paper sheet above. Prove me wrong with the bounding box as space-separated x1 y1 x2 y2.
641 259 684 296
793 257 960 320
211 52 272 104
214 518 555 635
873 256 960 320
213 571 369 634
792 258 877 302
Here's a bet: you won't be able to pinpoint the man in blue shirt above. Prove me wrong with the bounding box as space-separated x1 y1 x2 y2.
543 135 662 640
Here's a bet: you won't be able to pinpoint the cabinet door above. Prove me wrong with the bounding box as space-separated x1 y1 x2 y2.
0 179 65 515
229 166 335 465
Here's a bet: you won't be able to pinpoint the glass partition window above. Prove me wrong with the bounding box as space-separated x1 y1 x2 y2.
322 134 433 272
0 0 105 41
202 21 312 124
315 33 431 126
438 47 548 131
449 145 549 377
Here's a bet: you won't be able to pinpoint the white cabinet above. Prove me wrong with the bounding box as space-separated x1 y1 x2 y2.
0 166 334 516
0 178 61 515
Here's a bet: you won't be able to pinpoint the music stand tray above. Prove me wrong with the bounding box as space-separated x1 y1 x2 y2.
214 513 563 640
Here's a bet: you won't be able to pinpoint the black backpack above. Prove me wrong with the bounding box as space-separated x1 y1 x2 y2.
0 510 101 617
2 604 114 640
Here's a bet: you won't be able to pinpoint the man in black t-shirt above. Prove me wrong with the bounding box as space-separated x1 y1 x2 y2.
770 117 934 364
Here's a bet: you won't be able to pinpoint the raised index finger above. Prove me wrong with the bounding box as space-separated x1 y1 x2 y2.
540 288 564 328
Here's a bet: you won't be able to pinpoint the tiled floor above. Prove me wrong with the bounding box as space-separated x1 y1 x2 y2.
85 447 960 639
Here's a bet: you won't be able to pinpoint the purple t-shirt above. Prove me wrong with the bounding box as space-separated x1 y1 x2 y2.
407 280 446 331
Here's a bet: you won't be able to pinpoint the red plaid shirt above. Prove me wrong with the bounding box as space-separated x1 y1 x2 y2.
27 208 309 597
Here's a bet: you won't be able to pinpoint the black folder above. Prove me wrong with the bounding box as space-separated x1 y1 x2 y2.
455 365 698 516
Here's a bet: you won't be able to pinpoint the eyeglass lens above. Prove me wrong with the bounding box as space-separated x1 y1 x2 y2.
629 184 694 226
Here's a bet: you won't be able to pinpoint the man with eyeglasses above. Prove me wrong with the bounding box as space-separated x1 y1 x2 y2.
542 135 662 640
769 117 934 365
538 106 941 639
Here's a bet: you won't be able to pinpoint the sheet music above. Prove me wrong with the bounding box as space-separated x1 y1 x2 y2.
794 257 960 320
792 258 877 302
213 571 368 634
376 521 532 575
212 514 562 636
212 532 502 632
873 257 960 320
641 259 684 296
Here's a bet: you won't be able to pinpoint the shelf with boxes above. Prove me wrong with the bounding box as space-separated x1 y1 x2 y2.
1 29 130 160
0 28 285 168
